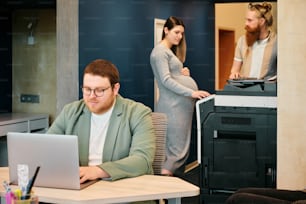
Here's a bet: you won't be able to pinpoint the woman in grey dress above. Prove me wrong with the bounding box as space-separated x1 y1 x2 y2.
150 16 210 176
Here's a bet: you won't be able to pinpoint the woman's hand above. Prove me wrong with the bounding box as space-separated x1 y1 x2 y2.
181 67 190 76
192 90 210 99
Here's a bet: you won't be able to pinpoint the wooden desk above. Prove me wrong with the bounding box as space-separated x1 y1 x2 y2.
0 167 199 204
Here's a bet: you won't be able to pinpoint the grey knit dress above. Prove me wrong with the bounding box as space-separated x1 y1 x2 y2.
150 43 198 174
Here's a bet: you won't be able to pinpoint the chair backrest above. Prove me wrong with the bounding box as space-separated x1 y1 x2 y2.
151 112 167 175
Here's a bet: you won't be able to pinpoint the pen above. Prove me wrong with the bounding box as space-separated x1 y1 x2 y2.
22 166 40 200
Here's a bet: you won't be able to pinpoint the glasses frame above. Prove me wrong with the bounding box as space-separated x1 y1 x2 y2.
81 86 112 97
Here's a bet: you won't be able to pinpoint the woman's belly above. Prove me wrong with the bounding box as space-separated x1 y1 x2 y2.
173 75 198 91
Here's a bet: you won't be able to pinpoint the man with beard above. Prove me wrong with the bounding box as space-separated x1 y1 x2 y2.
47 59 156 187
229 2 277 80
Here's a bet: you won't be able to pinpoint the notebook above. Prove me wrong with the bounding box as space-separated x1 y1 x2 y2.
7 132 98 190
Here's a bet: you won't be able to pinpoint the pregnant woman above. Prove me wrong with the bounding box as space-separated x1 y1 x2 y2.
150 16 210 176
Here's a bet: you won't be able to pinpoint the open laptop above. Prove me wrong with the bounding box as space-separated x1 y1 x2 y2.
7 132 98 190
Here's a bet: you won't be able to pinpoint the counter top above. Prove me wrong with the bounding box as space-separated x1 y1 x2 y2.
0 113 48 125
0 113 49 136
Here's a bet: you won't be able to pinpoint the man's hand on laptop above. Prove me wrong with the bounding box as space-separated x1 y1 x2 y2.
79 166 110 183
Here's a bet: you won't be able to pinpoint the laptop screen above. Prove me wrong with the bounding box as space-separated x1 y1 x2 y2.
7 132 83 190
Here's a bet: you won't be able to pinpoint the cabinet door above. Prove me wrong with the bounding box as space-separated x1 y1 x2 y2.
30 118 49 132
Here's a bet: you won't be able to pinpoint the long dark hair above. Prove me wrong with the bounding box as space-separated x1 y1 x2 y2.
162 16 187 63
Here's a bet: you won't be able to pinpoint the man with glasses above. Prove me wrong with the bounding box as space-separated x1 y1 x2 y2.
47 59 155 183
229 2 277 80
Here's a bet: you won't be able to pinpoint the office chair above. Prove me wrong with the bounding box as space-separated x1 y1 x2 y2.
151 112 167 175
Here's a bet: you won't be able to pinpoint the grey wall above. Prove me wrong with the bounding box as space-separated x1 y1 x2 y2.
79 0 215 109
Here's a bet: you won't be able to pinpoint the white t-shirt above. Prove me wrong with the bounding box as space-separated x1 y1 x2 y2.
88 105 114 166
249 37 269 78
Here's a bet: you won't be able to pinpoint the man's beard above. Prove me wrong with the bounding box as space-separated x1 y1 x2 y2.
245 25 261 47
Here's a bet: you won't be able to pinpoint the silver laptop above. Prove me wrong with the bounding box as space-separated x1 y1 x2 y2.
7 132 98 190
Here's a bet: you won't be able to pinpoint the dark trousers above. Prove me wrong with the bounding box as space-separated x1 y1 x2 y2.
226 188 306 204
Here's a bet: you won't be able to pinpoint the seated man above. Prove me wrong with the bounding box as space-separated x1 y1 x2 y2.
226 187 306 204
47 59 155 183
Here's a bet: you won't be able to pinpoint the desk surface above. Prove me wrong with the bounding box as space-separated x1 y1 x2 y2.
0 167 199 204
0 113 49 137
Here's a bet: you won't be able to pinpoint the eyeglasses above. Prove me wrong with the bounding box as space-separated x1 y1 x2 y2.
81 86 111 97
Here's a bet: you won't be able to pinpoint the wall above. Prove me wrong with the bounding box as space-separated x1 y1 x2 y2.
12 9 57 121
9 0 215 123
215 3 246 89
215 3 246 43
78 0 215 109
277 0 306 190
56 0 79 116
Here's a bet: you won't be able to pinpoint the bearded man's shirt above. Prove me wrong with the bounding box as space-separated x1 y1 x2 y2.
234 31 277 79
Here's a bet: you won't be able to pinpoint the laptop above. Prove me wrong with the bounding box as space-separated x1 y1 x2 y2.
7 132 98 190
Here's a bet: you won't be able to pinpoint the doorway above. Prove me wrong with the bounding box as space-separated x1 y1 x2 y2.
218 29 235 90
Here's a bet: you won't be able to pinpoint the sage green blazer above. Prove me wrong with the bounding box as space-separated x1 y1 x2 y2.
47 95 155 180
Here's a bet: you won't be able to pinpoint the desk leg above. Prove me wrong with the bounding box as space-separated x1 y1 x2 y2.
168 198 181 204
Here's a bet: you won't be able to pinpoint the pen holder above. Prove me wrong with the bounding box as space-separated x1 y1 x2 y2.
12 195 38 204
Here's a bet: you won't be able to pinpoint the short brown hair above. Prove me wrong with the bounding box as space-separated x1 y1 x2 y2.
83 59 120 86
